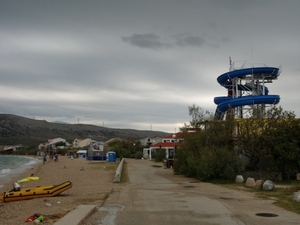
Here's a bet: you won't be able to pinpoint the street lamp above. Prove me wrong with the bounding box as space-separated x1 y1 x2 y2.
147 138 154 159
205 120 208 146
172 134 176 159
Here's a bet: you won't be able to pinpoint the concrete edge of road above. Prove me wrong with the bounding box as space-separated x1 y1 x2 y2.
113 158 124 182
54 159 125 224
53 204 97 225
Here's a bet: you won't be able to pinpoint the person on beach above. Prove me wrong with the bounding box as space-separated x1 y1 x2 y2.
13 181 21 191
43 154 47 164
54 153 59 162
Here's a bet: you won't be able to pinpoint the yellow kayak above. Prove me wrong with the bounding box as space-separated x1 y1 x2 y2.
0 181 72 202
17 176 39 183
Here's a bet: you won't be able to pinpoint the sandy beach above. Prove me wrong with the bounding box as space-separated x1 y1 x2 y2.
0 155 119 225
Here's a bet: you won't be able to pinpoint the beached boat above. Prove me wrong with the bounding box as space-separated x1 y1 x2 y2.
0 181 72 202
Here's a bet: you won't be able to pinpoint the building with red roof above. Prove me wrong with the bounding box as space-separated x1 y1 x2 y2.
143 132 184 159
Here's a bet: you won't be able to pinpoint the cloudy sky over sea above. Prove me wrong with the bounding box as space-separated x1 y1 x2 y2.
1 1 299 132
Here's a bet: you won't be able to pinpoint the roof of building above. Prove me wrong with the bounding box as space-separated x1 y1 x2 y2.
163 132 184 139
151 142 178 148
76 150 87 154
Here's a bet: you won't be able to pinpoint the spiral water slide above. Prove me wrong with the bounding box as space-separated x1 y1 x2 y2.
214 67 281 120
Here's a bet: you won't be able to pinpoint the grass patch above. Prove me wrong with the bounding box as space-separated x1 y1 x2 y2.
209 179 236 184
222 181 300 214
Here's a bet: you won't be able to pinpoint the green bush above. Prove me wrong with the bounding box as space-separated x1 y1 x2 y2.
154 149 166 162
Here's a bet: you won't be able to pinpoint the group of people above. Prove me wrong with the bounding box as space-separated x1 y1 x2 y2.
42 153 59 164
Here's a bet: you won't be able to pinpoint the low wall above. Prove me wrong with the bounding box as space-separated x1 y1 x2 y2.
113 158 124 182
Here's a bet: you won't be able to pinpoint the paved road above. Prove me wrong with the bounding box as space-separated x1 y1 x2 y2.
85 159 300 225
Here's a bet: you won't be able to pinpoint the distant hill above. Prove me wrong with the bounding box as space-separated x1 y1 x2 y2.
0 114 169 146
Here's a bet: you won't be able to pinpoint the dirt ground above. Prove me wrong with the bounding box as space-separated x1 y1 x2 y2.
0 156 119 225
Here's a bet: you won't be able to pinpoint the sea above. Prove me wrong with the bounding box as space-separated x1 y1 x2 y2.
0 155 41 189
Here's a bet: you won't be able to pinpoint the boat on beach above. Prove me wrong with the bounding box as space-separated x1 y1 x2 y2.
0 181 72 202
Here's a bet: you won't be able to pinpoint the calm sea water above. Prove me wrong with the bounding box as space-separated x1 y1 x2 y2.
0 155 41 189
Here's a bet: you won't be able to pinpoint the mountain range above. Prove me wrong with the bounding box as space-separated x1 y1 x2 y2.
0 114 169 146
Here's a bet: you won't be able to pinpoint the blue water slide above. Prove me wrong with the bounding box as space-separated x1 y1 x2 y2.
217 67 279 85
214 67 280 120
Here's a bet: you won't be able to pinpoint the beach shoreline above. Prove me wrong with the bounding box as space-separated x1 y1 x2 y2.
0 155 119 225
0 155 43 191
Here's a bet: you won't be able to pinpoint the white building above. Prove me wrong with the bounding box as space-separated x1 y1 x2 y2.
73 138 93 148
143 133 184 159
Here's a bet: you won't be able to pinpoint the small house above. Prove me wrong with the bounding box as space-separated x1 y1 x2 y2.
76 150 87 158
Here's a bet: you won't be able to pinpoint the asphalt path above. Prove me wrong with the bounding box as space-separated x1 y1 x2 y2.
85 158 300 225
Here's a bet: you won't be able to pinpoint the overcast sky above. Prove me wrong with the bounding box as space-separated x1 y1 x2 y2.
1 0 299 133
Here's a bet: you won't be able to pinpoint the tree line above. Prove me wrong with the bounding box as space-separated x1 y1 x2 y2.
174 104 300 181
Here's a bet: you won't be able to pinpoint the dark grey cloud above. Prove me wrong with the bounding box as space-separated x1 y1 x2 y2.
122 33 171 49
0 0 299 132
122 33 206 49
175 35 205 47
